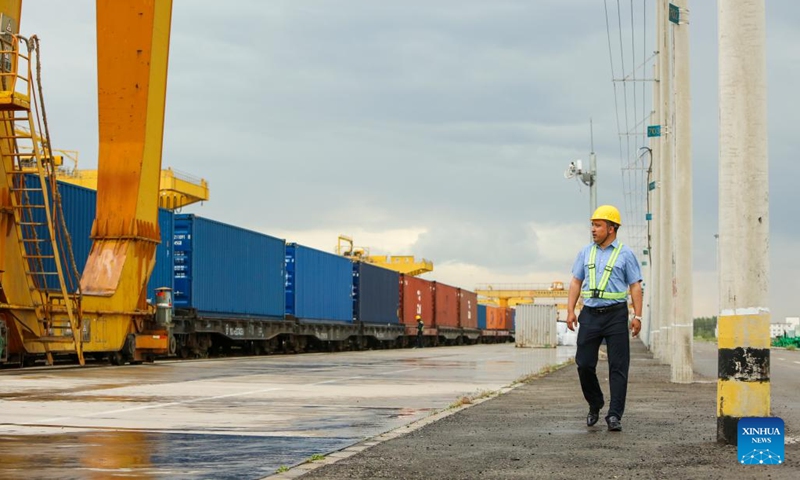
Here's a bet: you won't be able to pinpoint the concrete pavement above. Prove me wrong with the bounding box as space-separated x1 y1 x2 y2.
0 344 573 479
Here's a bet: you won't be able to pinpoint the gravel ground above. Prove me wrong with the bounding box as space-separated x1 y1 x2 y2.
292 341 799 480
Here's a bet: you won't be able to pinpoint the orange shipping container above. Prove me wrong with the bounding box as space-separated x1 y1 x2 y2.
399 274 434 327
485 305 506 330
458 289 478 329
433 282 459 328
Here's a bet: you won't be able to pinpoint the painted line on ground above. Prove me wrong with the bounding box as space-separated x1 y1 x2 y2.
0 365 441 430
9 386 288 427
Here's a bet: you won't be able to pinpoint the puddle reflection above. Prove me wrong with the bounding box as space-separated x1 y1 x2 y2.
0 430 357 479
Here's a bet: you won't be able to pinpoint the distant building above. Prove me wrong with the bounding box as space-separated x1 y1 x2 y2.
771 323 789 338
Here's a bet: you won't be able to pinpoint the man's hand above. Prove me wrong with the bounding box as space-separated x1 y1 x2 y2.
567 311 578 331
630 317 641 337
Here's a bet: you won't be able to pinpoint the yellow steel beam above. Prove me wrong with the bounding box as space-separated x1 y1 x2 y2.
76 0 174 354
55 168 209 209
475 289 569 299
366 255 433 276
158 167 209 209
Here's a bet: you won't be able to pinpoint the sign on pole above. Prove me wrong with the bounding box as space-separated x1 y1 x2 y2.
669 3 680 24
647 125 661 137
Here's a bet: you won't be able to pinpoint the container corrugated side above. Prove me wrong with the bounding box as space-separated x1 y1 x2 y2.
478 304 487 330
174 214 285 318
26 177 96 291
514 304 557 347
354 262 400 324
433 282 459 328
285 243 353 322
458 289 478 329
26 176 172 299
399 274 434 327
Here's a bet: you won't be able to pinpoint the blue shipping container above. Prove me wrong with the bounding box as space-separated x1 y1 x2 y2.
353 262 400 325
173 214 285 318
24 176 173 299
478 304 487 330
285 243 353 322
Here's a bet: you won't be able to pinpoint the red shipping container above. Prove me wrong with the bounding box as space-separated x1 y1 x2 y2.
433 282 459 328
399 274 434 327
503 307 514 330
458 289 478 329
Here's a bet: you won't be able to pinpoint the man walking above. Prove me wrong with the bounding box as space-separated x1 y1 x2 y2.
566 205 643 432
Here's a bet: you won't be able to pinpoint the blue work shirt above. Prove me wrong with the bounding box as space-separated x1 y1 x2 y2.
571 239 642 307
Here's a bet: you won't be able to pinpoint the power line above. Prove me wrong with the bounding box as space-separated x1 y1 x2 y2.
604 0 625 169
603 0 653 260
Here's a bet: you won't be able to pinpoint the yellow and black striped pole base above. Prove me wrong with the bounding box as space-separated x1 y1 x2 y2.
717 311 771 445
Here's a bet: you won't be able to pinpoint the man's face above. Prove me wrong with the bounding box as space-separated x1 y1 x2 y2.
591 220 610 244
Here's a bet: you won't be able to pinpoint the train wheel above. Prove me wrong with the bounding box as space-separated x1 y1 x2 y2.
109 351 124 366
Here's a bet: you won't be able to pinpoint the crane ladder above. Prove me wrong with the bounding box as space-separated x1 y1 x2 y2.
0 33 83 365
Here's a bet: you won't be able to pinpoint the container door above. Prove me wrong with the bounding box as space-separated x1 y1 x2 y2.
173 215 193 308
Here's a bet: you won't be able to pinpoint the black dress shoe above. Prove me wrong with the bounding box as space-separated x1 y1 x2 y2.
606 416 622 432
587 409 600 427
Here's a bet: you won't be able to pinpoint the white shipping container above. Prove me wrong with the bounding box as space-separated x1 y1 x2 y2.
515 304 558 348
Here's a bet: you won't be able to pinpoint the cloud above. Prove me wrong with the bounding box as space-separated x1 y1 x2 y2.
16 0 800 323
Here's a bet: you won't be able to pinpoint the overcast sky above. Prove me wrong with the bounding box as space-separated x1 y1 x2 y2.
20 1 800 322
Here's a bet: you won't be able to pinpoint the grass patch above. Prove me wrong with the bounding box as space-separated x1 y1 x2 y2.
275 465 289 473
513 358 575 385
693 335 716 343
448 389 496 410
787 345 797 351
308 453 326 462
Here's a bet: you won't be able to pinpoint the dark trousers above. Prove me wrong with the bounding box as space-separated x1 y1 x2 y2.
416 333 423 348
576 304 630 420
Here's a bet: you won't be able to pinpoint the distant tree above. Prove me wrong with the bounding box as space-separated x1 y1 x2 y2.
693 316 717 340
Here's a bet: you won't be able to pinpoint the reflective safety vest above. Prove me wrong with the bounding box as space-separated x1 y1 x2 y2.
580 244 628 301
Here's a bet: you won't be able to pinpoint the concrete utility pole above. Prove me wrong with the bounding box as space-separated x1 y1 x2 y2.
717 0 770 445
589 121 598 217
671 0 693 383
658 0 674 366
649 7 663 360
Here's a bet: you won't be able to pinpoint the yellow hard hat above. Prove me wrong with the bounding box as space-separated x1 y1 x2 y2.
591 205 622 225
415 315 421 320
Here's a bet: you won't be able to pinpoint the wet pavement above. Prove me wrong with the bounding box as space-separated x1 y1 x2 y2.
0 344 575 479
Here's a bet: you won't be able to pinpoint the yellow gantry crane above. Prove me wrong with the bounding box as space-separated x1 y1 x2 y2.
0 0 176 365
475 282 570 308
336 235 433 276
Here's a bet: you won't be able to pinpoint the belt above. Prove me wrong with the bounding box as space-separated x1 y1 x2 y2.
582 302 628 314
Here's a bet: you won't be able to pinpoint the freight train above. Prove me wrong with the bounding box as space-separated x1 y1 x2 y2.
171 214 516 358
0 180 515 365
